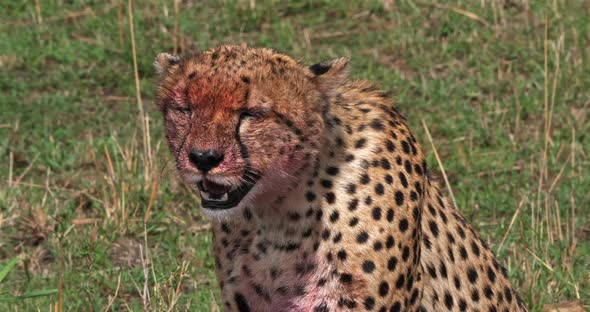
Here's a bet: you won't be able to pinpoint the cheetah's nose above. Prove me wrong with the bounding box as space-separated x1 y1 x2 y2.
188 148 224 173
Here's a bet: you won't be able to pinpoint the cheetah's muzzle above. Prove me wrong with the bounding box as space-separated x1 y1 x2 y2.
197 179 256 210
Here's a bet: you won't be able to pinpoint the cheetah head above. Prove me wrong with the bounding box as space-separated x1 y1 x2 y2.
155 45 348 218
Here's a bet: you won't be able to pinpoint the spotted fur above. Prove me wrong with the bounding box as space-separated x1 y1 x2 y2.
155 45 528 312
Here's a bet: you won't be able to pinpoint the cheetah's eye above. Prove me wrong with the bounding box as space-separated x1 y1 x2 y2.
173 106 191 114
240 109 267 120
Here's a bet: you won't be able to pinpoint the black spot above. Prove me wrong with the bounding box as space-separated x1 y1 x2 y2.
401 141 410 154
386 209 394 222
315 210 323 221
326 166 339 176
348 198 359 211
373 241 383 251
386 140 395 152
337 249 347 261
346 183 356 194
444 292 453 309
380 158 391 169
439 263 448 278
457 226 466 238
325 192 336 204
188 72 196 79
241 76 250 83
467 268 478 283
306 192 316 202
375 183 385 195
322 229 331 240
414 163 423 175
356 232 369 243
320 179 333 188
340 273 353 283
415 181 422 195
410 191 418 201
454 275 461 289
372 207 382 220
234 292 251 312
459 245 468 260
390 302 401 312
364 297 375 310
395 191 404 206
487 267 496 282
370 118 385 130
288 212 301 221
399 218 409 232
385 174 393 184
427 264 437 278
378 281 389 297
429 221 439 237
402 246 410 261
404 160 413 174
329 210 340 223
471 241 481 257
471 289 480 302
333 232 342 243
504 287 513 303
388 257 398 271
349 217 359 227
395 274 405 289
458 298 467 311
362 260 376 273
355 138 367 149
360 174 371 185
484 286 494 299
386 235 395 248
398 173 408 188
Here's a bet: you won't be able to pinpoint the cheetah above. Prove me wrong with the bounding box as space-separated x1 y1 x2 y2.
155 44 528 312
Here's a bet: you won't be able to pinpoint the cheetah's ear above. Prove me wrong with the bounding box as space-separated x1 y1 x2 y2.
309 57 349 93
154 53 181 77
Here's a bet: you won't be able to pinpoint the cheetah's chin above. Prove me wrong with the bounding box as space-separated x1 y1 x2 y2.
197 180 256 210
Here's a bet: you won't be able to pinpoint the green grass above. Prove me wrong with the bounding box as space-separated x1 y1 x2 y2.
1 1 588 311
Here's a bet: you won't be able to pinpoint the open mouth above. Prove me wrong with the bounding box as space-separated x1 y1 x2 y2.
197 179 256 210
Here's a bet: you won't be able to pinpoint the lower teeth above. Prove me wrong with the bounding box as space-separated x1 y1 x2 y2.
200 190 229 202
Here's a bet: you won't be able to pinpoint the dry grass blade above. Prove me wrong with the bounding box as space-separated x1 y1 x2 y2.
424 2 491 27
127 0 144 118
173 0 180 54
497 197 525 253
421 119 458 209
7 150 13 188
526 248 553 272
103 272 122 312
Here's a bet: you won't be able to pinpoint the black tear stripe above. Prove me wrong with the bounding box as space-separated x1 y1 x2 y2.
234 292 251 312
235 116 261 184
174 108 194 162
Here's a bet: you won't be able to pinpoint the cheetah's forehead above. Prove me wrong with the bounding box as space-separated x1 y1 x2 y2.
181 45 309 81
167 45 311 110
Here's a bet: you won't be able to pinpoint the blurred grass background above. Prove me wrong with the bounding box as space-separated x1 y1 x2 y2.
0 0 588 311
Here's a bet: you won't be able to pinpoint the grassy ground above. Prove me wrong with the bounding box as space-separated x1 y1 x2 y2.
1 1 588 311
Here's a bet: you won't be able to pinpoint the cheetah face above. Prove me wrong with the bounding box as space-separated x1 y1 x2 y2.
154 46 344 217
